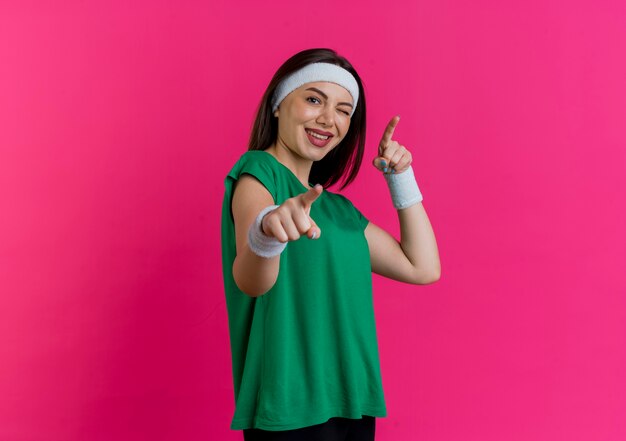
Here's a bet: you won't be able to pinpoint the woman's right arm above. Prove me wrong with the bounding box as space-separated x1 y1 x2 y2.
231 175 322 297
231 175 281 297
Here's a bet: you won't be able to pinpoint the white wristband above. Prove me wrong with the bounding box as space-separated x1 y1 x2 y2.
384 166 423 209
247 205 287 258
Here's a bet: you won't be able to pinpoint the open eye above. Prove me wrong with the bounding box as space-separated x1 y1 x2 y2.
306 96 321 104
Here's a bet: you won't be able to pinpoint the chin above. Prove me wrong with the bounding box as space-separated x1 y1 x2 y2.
311 147 336 162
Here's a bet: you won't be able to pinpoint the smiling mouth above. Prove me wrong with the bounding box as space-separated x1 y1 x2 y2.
305 128 333 148
305 129 332 140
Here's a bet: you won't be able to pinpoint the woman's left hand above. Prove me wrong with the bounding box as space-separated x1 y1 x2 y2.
372 115 412 175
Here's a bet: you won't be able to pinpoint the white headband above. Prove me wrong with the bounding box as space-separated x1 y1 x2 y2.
271 62 359 117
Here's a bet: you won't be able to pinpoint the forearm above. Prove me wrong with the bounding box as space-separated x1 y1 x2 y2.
370 115 441 284
233 247 280 297
397 202 441 281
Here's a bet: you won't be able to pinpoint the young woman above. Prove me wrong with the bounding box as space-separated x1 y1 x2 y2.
221 48 440 441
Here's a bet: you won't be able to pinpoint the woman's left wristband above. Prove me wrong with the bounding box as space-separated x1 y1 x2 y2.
384 166 423 209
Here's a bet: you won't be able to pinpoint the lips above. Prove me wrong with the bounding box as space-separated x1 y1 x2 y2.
306 128 334 137
305 128 333 147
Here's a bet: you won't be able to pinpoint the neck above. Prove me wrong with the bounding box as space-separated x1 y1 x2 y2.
265 143 313 189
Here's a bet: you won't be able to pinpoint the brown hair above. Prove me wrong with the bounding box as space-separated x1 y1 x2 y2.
248 48 367 190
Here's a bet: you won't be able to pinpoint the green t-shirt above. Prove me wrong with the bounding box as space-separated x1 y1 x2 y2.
221 150 387 431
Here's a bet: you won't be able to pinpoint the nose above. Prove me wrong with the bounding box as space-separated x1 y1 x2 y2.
316 105 334 127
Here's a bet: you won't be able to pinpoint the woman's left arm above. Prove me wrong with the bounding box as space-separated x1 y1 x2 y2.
364 115 441 285
365 203 440 284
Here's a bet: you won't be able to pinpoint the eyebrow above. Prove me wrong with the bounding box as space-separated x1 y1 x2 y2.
305 87 354 108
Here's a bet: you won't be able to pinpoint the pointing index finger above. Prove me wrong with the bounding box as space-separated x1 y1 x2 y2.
379 115 400 154
300 184 323 209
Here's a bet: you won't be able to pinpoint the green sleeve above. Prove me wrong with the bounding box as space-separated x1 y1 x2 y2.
226 151 278 203
353 203 370 230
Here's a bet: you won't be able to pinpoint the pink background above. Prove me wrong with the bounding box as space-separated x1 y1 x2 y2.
1 1 625 440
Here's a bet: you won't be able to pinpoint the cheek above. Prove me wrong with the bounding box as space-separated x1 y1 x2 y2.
299 107 320 120
339 119 351 137
289 100 315 117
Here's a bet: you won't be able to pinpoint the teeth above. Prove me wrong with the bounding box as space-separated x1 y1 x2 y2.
306 129 329 140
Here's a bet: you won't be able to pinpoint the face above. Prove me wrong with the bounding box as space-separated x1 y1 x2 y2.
273 81 353 162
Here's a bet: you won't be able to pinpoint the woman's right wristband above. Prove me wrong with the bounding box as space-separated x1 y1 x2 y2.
247 205 287 258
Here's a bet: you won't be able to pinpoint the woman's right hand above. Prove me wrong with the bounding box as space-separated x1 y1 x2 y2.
261 184 323 242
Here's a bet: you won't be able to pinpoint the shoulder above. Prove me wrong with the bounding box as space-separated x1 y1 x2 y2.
227 150 276 177
226 150 278 186
319 190 369 229
322 189 354 207
225 150 279 204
